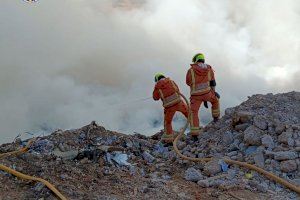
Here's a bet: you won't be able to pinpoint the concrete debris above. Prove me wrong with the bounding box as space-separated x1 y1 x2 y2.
53 149 79 160
280 160 298 173
243 126 264 146
203 159 222 176
273 151 298 161
184 167 203 182
1 92 300 199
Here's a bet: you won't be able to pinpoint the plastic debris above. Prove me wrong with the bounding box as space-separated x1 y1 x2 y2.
245 172 253 179
142 151 155 163
111 153 131 167
218 160 229 172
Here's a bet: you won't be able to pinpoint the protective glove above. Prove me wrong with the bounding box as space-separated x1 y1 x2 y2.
204 101 208 108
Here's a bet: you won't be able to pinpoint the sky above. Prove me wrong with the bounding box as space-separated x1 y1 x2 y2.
0 0 299 144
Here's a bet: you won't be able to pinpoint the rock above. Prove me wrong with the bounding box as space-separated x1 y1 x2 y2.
245 146 258 155
197 179 210 188
287 138 295 147
291 178 300 186
273 151 298 161
253 116 268 130
33 182 45 192
244 126 264 146
225 107 235 117
233 111 254 123
227 151 238 157
280 160 298 172
142 151 155 163
275 123 285 134
227 169 237 179
270 160 280 171
254 151 265 168
261 134 274 150
161 175 171 180
53 149 78 160
223 131 234 145
295 147 300 152
184 167 203 182
249 181 268 193
278 131 293 144
234 123 250 132
295 140 300 147
203 159 221 176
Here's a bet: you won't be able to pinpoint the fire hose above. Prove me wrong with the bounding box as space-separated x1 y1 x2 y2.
0 139 67 200
173 93 300 194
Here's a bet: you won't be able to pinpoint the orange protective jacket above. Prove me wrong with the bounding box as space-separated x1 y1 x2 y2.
186 63 215 96
153 78 182 108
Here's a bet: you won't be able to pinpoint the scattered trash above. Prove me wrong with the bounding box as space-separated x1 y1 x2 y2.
245 172 253 179
33 182 45 192
110 153 131 167
31 139 54 154
142 151 155 163
218 160 229 172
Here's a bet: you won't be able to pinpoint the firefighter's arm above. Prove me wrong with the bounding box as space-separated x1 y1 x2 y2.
209 67 216 91
186 69 192 86
152 86 160 101
172 81 180 92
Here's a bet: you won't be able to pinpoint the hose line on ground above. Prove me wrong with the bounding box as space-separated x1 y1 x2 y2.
0 139 67 200
173 93 300 195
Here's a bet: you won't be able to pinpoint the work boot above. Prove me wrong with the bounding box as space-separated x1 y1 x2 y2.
190 127 203 142
161 133 174 144
213 117 219 123
191 135 199 142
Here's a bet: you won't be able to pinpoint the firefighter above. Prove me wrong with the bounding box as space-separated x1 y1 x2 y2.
153 73 189 143
186 53 220 138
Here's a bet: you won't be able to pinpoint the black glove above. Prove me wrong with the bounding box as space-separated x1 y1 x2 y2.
204 101 208 108
215 92 220 99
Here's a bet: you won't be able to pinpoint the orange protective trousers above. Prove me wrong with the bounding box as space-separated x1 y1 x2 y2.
190 90 220 133
164 101 189 135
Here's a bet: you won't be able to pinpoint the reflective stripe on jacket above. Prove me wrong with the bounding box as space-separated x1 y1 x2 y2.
153 78 182 108
186 63 215 96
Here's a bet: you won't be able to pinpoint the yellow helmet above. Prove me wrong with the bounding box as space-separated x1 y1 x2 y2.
192 53 205 63
154 73 165 82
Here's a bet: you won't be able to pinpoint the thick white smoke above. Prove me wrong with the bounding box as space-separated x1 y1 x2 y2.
0 0 299 143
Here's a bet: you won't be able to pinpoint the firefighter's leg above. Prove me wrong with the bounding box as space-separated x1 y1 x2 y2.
177 101 189 119
162 107 176 143
190 97 202 136
209 93 220 121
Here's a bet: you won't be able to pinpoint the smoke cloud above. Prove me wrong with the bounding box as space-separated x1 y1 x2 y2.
0 0 299 143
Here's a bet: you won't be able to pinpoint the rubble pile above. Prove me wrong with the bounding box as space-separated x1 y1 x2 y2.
180 91 300 198
0 92 299 199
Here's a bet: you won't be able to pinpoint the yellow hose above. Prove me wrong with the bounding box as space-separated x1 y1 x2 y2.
0 164 67 200
173 93 300 194
0 139 35 159
0 139 68 200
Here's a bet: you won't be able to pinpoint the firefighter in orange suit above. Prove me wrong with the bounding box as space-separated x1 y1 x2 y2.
153 73 189 143
186 53 220 137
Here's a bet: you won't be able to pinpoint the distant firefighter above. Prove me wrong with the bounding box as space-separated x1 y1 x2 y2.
186 53 220 138
152 73 188 144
